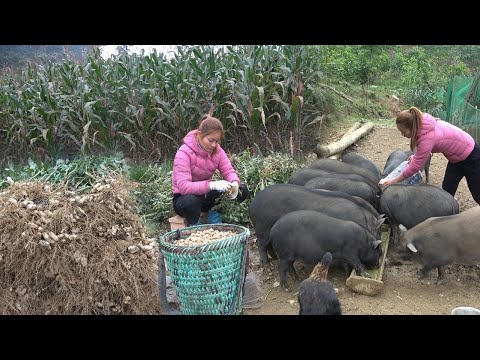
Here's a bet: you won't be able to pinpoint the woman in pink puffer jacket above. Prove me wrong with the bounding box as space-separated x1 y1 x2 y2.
171 114 249 226
381 106 480 205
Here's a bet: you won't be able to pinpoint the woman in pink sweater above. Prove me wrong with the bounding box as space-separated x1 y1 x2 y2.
381 106 480 204
172 114 249 226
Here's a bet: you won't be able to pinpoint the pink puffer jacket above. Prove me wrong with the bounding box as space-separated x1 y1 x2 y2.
402 113 475 178
172 130 240 195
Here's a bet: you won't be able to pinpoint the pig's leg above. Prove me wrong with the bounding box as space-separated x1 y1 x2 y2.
418 263 435 284
267 244 278 260
288 263 299 281
388 223 407 266
258 237 270 268
391 223 401 247
424 154 432 184
436 266 445 285
279 258 292 291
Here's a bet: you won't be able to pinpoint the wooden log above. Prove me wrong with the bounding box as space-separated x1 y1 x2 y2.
328 122 363 160
314 122 374 158
319 83 354 103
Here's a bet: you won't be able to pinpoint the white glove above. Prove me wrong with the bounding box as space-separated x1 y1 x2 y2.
209 180 232 192
225 181 239 199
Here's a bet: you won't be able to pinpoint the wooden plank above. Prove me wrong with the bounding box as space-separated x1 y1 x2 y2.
345 224 390 296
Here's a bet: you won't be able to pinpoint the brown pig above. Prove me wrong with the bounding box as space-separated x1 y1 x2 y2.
399 206 480 284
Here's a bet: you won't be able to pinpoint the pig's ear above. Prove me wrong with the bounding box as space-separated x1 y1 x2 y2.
373 240 382 249
398 224 408 232
407 242 418 252
376 217 386 229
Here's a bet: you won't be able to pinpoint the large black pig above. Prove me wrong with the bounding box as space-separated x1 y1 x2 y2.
270 210 382 290
398 206 480 284
309 158 380 185
288 167 377 190
249 184 385 267
305 176 379 209
314 189 381 219
341 152 382 179
379 184 459 247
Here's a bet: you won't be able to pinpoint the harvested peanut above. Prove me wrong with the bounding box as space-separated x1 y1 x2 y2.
174 228 237 247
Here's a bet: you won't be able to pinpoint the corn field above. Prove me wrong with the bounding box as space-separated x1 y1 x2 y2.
0 45 325 163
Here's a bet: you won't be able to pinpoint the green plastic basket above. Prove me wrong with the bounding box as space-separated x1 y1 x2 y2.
158 223 250 315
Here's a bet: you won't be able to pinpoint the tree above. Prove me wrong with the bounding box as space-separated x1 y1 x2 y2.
0 45 93 69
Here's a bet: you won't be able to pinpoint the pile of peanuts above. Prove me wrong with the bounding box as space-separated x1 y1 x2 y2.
175 228 237 247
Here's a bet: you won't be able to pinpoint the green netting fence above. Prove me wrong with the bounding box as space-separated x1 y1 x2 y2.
438 73 480 142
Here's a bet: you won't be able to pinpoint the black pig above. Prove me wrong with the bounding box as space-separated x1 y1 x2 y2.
341 152 382 179
270 210 382 290
379 184 459 247
249 184 385 267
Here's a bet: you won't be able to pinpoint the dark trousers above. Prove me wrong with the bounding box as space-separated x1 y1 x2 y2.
173 183 250 226
442 143 480 205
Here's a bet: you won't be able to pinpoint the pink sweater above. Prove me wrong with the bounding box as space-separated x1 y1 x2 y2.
172 130 241 195
402 113 475 178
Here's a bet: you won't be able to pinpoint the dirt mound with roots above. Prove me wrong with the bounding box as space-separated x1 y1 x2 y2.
0 177 162 314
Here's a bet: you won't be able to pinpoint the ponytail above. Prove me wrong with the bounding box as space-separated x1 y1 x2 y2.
396 107 423 151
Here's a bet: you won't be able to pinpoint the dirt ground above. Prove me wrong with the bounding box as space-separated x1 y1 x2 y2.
244 124 480 315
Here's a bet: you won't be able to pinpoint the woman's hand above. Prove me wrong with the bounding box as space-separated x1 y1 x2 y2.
379 178 395 188
379 174 405 188
209 180 232 192
225 181 239 199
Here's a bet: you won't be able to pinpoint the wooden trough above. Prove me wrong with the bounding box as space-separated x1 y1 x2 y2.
346 223 390 296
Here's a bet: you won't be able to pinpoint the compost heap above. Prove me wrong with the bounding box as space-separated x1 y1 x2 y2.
0 178 162 315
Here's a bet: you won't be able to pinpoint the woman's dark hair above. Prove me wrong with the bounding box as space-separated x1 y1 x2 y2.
198 114 224 137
